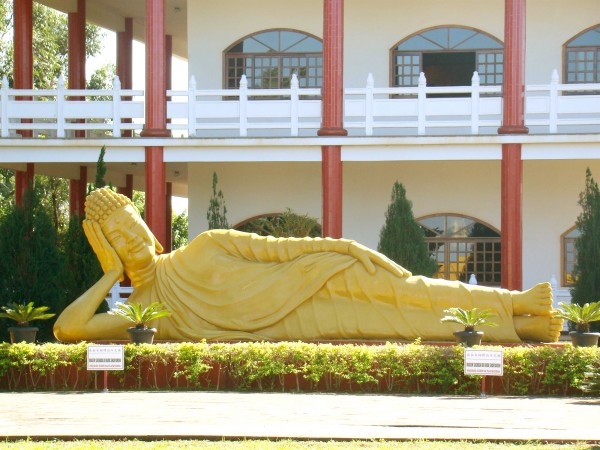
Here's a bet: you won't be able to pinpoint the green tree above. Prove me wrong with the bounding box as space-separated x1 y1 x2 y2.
0 188 63 342
377 182 437 276
207 172 229 229
571 168 600 332
172 209 189 250
238 208 321 238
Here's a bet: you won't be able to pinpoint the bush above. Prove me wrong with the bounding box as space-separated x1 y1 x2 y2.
0 341 598 395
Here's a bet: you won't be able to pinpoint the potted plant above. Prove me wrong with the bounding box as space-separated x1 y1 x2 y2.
0 302 55 343
553 301 600 347
108 301 171 344
440 307 498 347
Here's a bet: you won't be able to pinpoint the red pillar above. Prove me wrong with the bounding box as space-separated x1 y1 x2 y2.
145 146 166 248
69 166 87 216
117 17 133 137
166 182 173 253
318 0 346 238
499 0 527 291
118 174 134 200
13 0 34 206
141 0 168 249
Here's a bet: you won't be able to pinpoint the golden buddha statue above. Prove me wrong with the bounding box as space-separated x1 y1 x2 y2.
54 188 563 343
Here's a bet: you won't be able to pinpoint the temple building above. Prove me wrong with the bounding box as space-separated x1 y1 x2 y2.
2 0 599 297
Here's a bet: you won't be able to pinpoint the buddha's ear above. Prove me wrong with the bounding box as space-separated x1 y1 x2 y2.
154 236 164 254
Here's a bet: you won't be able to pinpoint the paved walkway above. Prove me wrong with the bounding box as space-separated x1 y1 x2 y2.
0 391 598 442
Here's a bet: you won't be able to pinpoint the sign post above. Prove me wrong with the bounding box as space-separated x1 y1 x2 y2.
464 349 504 397
87 345 125 392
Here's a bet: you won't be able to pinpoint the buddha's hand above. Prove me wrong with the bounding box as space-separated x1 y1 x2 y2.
347 241 411 278
83 220 125 282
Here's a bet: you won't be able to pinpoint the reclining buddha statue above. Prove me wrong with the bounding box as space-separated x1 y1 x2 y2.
54 188 563 343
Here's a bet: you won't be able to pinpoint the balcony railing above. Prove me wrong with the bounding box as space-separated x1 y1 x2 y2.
1 71 598 139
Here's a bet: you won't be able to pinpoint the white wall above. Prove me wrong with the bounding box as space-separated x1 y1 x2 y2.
187 0 599 88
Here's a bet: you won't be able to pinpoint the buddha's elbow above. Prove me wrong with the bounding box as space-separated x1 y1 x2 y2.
53 318 80 343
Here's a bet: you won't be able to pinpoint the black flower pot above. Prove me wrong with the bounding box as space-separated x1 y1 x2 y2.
453 330 483 347
569 331 600 347
127 327 157 345
8 326 39 344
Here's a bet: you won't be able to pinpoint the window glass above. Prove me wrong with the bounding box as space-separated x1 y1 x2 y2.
565 26 600 84
225 30 323 89
419 214 501 286
563 227 581 286
393 27 504 87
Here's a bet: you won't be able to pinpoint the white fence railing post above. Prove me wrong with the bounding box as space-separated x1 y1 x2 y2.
239 75 248 137
112 76 122 137
549 69 559 133
187 76 197 138
470 71 480 134
56 75 66 138
1 75 8 137
290 73 299 136
365 73 374 136
417 72 426 135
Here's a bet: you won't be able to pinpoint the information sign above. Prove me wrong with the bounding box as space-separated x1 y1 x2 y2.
87 345 125 371
464 349 503 376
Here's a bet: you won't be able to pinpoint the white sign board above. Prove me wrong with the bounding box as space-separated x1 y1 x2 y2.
464 349 503 376
87 345 125 371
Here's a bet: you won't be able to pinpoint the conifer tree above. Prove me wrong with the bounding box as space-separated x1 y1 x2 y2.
571 168 600 332
0 188 63 342
207 172 229 229
377 182 437 276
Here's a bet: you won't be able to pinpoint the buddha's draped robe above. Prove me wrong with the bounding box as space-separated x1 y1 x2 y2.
147 230 520 342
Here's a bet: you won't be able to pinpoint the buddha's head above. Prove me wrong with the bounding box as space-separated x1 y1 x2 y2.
85 188 163 272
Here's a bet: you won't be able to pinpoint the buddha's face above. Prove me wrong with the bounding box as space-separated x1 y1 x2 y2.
101 204 156 270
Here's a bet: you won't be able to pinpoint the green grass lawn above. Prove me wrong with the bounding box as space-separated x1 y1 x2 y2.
0 440 596 450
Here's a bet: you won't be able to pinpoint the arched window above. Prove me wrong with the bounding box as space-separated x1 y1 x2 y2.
224 29 323 89
562 226 580 286
418 214 501 286
564 25 600 84
391 26 504 88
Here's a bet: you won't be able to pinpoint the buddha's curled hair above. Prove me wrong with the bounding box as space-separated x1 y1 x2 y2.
85 187 135 224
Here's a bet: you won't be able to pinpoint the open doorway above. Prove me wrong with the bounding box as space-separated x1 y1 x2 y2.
422 52 475 96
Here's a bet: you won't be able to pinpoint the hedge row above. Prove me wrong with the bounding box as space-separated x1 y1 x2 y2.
0 341 598 395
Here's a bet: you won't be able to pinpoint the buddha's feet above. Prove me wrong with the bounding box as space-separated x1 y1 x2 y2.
512 282 553 316
513 315 564 342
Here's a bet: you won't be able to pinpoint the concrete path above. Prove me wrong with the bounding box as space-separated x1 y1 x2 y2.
0 391 598 442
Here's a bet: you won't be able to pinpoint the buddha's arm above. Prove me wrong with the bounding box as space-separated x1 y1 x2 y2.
53 221 129 342
207 230 411 278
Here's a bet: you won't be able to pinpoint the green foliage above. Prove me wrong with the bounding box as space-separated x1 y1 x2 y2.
171 209 189 250
440 307 498 332
377 182 437 276
61 214 104 312
0 3 105 90
0 188 63 342
238 208 321 238
572 168 600 332
554 301 600 333
95 145 108 189
108 302 172 329
1 342 598 395
0 302 55 327
34 175 70 233
207 172 229 229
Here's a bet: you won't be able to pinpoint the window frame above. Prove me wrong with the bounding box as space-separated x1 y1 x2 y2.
389 25 504 88
563 24 600 86
223 29 323 90
561 225 580 287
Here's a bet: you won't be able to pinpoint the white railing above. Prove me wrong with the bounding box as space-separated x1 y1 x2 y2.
0 71 598 139
104 281 133 310
167 73 321 137
0 75 144 138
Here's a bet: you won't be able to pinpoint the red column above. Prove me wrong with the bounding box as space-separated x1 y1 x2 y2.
141 0 168 249
69 166 87 216
145 147 166 249
166 182 172 252
117 17 133 137
318 0 346 238
13 0 34 206
499 0 527 291
118 174 134 200
166 34 172 126
140 0 170 138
